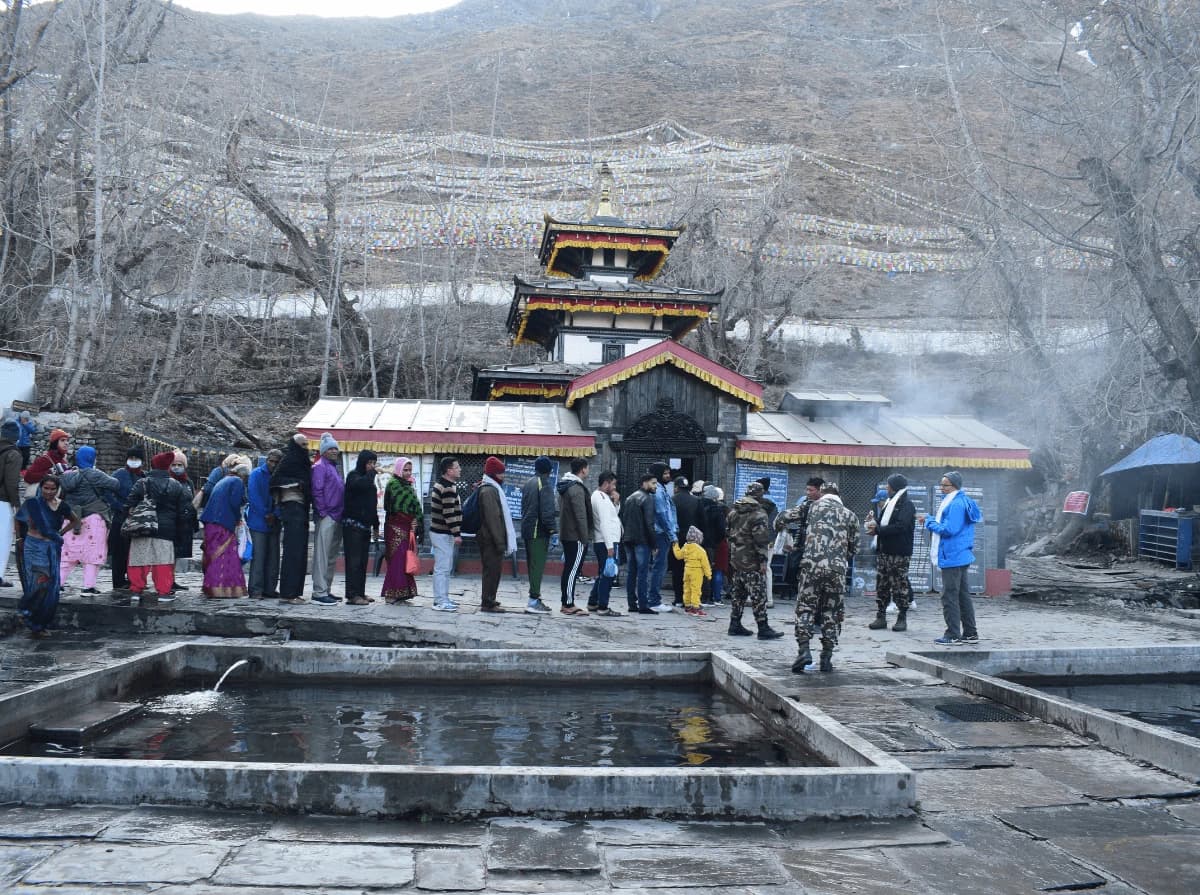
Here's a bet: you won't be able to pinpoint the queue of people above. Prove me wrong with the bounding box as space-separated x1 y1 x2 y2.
1 418 983 659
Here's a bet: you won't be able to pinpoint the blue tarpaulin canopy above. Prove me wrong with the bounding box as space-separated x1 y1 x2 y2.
1101 434 1200 476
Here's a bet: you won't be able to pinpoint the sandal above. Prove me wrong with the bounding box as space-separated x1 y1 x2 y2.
347 597 370 606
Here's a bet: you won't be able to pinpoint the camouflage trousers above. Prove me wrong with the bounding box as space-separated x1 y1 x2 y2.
796 570 846 649
875 553 913 614
727 568 769 625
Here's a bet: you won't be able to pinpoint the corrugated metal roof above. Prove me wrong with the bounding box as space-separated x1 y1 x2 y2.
746 411 1027 451
299 398 593 437
782 389 892 405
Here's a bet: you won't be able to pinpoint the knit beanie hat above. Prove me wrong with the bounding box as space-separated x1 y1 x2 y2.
319 432 339 454
49 428 70 445
0 420 17 442
686 525 703 544
944 471 963 489
151 451 175 471
702 484 719 501
887 473 908 490
746 482 764 497
173 450 188 468
691 479 705 495
127 445 145 460
484 456 505 477
534 455 552 475
75 445 96 469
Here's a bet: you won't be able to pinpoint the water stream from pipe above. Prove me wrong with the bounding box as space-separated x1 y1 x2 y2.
213 659 251 693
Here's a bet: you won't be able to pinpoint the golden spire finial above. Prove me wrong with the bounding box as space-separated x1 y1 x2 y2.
588 162 623 220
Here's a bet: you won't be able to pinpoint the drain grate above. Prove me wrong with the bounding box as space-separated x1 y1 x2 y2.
934 701 1028 723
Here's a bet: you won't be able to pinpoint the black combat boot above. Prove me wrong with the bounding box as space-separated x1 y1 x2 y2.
892 610 908 632
728 615 753 636
868 611 887 630
819 645 834 672
791 643 813 673
757 619 784 640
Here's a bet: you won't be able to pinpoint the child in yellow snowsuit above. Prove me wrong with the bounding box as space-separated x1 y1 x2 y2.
672 526 712 617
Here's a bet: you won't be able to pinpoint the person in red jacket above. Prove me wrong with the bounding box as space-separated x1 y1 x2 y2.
23 428 70 488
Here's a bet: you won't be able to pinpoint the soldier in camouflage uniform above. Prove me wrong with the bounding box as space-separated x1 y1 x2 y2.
793 483 860 673
725 482 784 640
775 476 824 599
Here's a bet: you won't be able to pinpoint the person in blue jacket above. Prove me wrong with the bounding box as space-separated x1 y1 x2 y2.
16 411 38 469
920 471 983 645
246 451 282 598
646 462 677 612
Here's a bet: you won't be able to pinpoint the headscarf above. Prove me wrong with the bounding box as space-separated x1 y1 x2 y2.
151 451 175 471
173 451 188 468
75 445 96 470
385 456 422 519
170 451 189 483
686 525 704 544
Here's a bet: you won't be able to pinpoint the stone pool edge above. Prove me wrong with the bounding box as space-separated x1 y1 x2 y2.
886 646 1200 783
0 642 916 820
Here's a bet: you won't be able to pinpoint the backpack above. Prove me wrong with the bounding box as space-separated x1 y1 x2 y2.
122 481 160 538
460 485 482 535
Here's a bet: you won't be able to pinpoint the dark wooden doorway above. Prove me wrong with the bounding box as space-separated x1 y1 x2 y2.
615 398 710 500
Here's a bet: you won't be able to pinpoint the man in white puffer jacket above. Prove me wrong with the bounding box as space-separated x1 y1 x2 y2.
586 470 623 616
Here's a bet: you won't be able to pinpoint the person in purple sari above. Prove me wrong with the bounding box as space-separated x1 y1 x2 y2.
382 457 423 604
200 457 251 599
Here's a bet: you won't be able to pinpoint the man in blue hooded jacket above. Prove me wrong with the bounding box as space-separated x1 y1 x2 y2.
920 471 983 644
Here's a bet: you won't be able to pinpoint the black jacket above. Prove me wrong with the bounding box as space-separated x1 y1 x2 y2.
673 489 699 544
875 492 916 557
271 441 313 500
521 473 557 542
127 470 188 544
344 451 380 528
699 497 727 548
619 488 657 547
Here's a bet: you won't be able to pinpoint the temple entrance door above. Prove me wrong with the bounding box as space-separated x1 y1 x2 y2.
616 399 711 499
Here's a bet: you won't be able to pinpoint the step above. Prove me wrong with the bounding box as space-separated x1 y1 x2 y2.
29 702 143 746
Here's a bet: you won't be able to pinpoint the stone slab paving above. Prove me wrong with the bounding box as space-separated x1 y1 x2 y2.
415 846 487 891
98 806 274 843
212 841 415 887
0 845 55 886
779 847 914 894
1167 799 1200 825
0 805 120 839
916 767 1089 813
486 819 602 873
1052 833 1200 895
265 816 488 846
1013 747 1200 801
22 842 228 884
602 846 791 888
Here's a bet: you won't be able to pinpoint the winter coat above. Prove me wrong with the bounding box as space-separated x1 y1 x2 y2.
520 473 557 541
800 496 860 582
59 467 120 520
16 419 36 448
619 488 657 547
925 490 982 569
127 470 188 544
430 477 463 536
590 489 622 549
310 456 344 521
477 479 511 553
23 447 67 486
672 489 699 544
556 473 594 543
699 497 727 550
173 475 198 559
726 497 771 572
0 439 21 507
875 491 916 557
343 463 380 529
244 462 273 532
271 441 313 501
200 475 246 532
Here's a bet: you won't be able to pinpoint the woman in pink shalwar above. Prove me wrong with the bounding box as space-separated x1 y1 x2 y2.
58 446 120 594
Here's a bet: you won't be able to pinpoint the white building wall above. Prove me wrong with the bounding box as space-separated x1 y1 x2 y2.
558 332 667 364
0 356 37 412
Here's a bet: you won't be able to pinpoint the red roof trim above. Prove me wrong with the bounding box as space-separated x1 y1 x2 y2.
568 339 763 400
300 428 595 449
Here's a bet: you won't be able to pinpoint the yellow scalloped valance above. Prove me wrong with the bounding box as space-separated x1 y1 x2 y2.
735 448 1032 469
567 353 764 410
545 236 669 281
514 298 711 345
488 383 568 400
306 439 595 458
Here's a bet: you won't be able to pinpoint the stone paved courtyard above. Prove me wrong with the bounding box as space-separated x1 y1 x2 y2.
2 565 1200 893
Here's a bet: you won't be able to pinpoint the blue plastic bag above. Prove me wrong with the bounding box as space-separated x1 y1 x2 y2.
602 556 618 578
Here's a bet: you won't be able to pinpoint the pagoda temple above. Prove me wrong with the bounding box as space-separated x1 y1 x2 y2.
471 164 721 402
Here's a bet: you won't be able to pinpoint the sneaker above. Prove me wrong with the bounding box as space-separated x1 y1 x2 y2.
480 603 506 613
431 602 458 612
596 608 623 617
933 635 961 645
156 594 176 603
651 604 673 613
525 600 552 615
80 587 101 595
690 608 708 618
312 595 339 605
636 607 656 615
961 634 980 643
